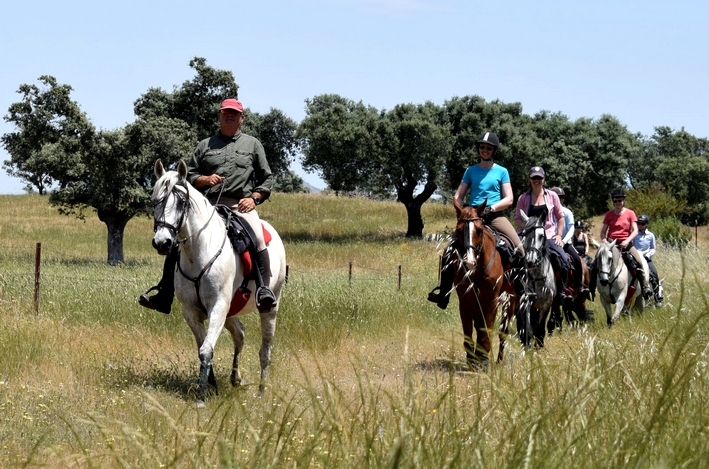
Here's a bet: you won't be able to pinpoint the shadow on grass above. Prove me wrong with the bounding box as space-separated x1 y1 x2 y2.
413 357 474 374
104 358 203 400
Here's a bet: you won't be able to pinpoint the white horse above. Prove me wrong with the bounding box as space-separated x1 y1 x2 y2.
595 240 646 325
517 210 557 348
151 160 286 404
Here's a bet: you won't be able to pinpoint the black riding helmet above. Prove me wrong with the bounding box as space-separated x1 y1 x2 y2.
610 187 626 199
575 220 584 229
638 214 650 225
477 132 500 157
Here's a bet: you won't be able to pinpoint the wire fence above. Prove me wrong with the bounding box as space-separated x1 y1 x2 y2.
0 242 435 314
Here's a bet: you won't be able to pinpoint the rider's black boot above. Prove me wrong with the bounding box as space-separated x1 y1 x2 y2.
256 249 277 311
428 252 454 310
138 249 177 314
588 262 597 302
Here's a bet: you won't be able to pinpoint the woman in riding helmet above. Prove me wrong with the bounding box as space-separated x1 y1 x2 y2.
633 214 662 304
573 220 590 258
428 131 523 309
514 166 572 302
589 188 652 299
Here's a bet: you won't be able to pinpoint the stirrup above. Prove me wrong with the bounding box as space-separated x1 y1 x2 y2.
256 286 277 311
138 285 172 314
428 287 443 303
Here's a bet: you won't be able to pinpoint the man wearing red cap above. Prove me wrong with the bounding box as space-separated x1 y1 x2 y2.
139 97 277 313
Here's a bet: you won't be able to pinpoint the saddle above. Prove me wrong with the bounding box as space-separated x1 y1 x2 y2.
486 226 523 294
215 204 273 317
619 248 641 280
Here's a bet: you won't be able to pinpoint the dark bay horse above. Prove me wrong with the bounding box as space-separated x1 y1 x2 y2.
452 198 510 371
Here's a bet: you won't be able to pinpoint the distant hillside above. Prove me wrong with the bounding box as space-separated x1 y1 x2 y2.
304 182 322 193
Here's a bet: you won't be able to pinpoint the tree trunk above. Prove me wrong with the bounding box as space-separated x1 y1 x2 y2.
403 201 425 238
99 211 130 265
398 180 437 238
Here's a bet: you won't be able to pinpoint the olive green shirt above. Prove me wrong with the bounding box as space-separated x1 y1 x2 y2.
186 131 274 201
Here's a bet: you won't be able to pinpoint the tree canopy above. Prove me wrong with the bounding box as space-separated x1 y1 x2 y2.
3 58 303 263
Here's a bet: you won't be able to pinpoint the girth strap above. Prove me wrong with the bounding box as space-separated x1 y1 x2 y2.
177 231 228 315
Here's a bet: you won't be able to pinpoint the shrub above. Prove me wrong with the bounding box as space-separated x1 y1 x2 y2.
625 185 686 220
652 216 692 248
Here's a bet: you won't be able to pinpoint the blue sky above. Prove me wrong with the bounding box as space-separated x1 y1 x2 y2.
2 0 707 193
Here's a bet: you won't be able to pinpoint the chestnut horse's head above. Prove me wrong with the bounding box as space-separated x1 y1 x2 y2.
453 198 489 273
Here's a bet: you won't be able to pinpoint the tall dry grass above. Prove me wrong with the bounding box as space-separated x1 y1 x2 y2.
1 193 709 467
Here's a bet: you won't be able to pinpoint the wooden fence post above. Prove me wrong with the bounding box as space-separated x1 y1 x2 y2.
34 242 41 314
398 265 402 290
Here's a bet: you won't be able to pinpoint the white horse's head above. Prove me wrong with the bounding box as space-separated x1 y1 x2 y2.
596 240 617 286
520 209 547 267
151 160 190 255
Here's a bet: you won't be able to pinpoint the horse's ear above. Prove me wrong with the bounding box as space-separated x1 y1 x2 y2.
453 197 463 217
539 206 549 223
520 210 529 223
155 159 165 178
609 239 616 249
476 198 488 214
177 160 188 180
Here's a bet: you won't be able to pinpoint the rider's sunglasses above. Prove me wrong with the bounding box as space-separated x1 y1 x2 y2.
612 198 624 203
530 176 543 181
637 222 646 226
220 109 241 115
479 144 494 151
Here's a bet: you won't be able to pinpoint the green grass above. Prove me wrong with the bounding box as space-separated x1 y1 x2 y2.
1 193 709 467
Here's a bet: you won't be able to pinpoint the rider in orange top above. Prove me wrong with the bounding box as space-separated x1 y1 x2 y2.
589 188 652 300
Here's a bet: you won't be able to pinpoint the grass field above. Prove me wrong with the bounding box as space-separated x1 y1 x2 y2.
1 193 709 468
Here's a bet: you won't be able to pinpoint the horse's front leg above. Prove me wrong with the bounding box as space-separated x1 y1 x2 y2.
224 317 245 387
498 294 516 363
608 292 625 326
195 302 228 404
472 296 498 372
258 309 278 393
182 310 215 404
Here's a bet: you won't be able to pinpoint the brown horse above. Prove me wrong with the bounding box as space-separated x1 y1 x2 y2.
452 198 509 371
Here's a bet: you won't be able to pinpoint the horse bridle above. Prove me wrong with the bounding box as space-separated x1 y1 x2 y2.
462 217 483 257
152 179 228 315
153 180 190 244
459 216 498 279
599 244 623 287
521 223 547 268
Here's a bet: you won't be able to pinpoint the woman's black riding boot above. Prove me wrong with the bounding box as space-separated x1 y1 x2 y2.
428 252 454 310
559 267 572 303
138 249 177 314
256 249 277 311
588 261 597 301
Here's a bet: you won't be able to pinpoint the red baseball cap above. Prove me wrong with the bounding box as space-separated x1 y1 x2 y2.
220 98 243 113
